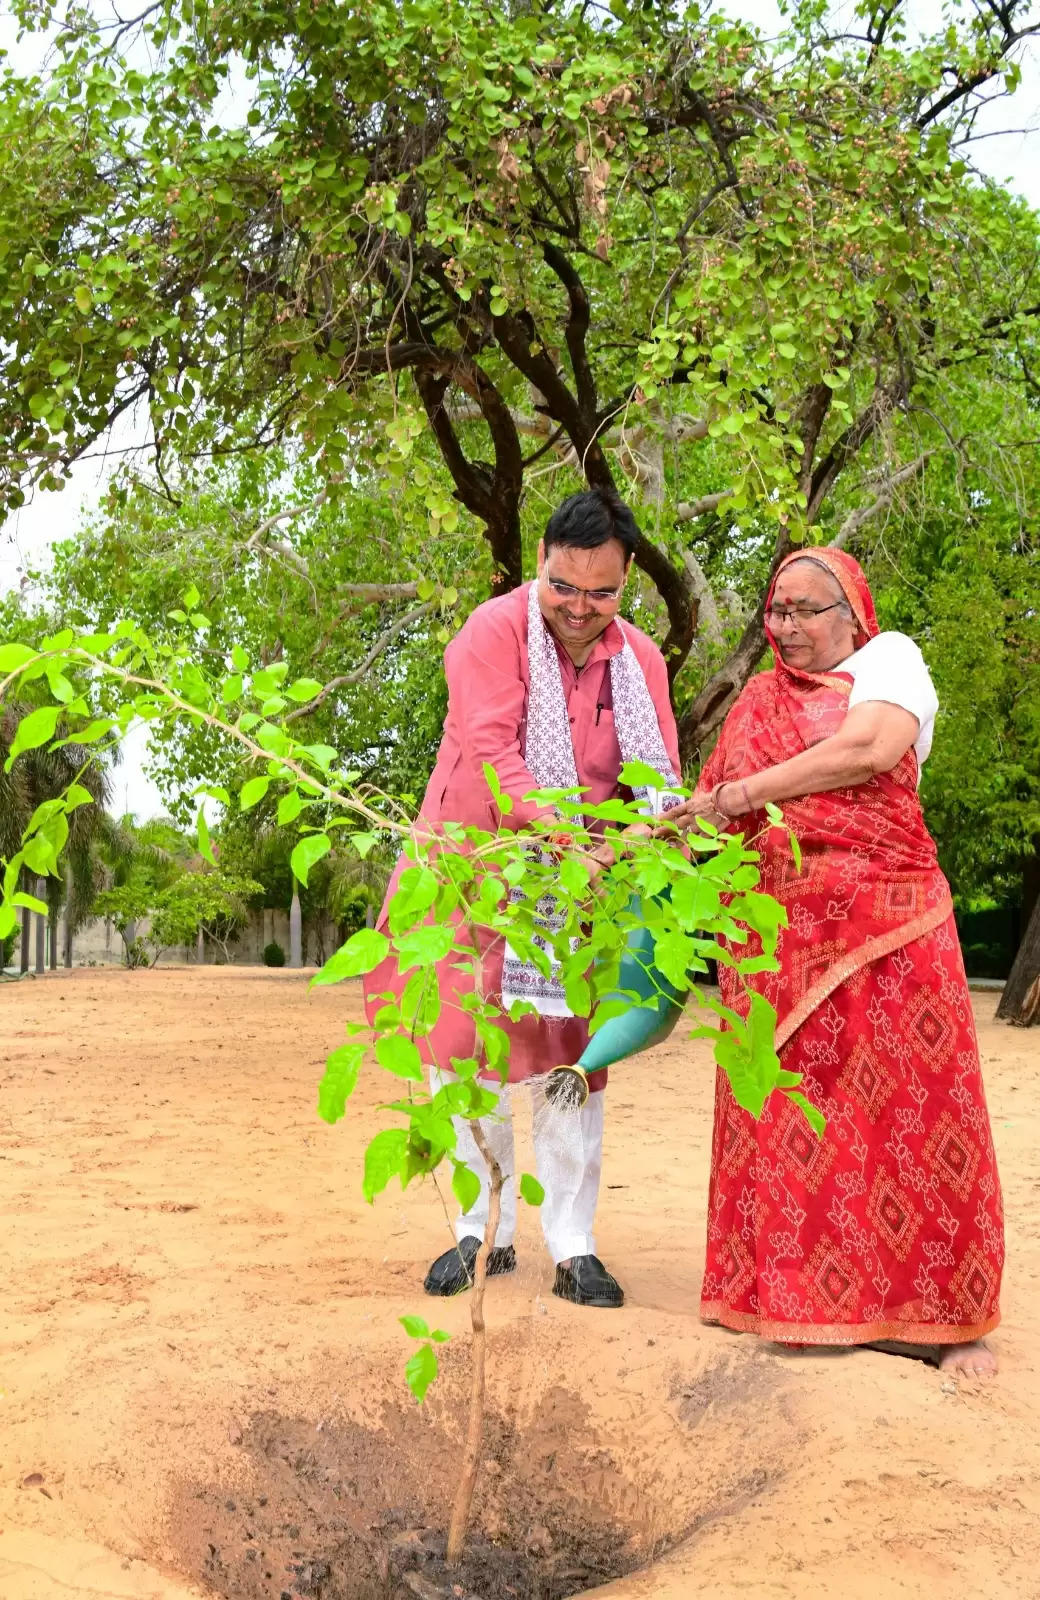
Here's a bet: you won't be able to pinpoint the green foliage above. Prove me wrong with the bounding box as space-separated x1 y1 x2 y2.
262 940 286 967
1 0 1038 768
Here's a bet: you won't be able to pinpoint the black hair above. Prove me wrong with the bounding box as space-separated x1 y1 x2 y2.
543 488 639 559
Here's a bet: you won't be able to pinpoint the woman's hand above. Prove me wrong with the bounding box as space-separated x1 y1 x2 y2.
655 788 730 834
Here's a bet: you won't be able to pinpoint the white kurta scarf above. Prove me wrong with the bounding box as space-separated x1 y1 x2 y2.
500 581 683 1017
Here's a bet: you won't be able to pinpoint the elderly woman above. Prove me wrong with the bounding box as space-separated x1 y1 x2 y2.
669 549 1003 1377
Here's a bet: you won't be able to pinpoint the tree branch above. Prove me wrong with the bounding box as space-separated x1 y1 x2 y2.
286 602 436 720
542 242 597 423
829 451 934 548
682 551 724 646
675 488 735 523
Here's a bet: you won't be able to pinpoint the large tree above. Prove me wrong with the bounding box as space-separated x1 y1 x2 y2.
1 0 1038 763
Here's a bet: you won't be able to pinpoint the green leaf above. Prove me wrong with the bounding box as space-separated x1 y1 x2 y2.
787 1090 825 1138
404 1341 438 1403
363 1127 409 1203
482 761 513 815
239 775 270 811
618 759 676 792
64 783 95 810
6 704 60 768
74 283 92 313
0 905 16 940
375 1034 423 1081
400 967 441 1034
277 789 304 824
388 865 439 934
312 927 389 985
0 643 38 673
285 677 324 703
317 1042 365 1122
452 1161 481 1213
12 891 48 914
393 923 454 971
196 805 216 866
290 831 331 885
520 1173 545 1206
399 1314 431 1339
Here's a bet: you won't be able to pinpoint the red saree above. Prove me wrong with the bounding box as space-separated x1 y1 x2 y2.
699 550 1003 1346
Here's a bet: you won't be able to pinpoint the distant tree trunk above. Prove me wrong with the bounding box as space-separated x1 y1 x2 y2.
20 903 30 973
63 861 74 967
34 877 46 975
48 902 58 970
289 889 302 968
196 926 205 964
997 892 1040 1026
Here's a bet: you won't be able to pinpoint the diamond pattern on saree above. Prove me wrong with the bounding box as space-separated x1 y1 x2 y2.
872 877 925 921
837 1040 896 1123
774 1100 835 1195
904 985 956 1072
790 939 848 1003
803 1237 864 1317
720 1229 756 1301
721 1108 756 1178
867 1172 922 1263
924 1109 981 1202
949 1242 999 1323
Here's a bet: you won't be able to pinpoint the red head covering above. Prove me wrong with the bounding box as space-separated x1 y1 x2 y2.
764 548 878 676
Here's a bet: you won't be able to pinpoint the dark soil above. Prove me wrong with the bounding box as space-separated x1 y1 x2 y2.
169 1384 667 1600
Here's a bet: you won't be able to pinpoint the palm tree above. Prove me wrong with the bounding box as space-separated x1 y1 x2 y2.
0 699 112 972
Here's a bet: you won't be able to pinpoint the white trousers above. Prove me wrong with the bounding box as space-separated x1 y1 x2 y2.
430 1068 605 1264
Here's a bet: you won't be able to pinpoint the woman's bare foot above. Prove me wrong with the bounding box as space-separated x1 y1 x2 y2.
938 1339 997 1378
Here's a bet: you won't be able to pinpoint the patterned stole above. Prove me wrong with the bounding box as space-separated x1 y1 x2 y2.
500 582 681 1017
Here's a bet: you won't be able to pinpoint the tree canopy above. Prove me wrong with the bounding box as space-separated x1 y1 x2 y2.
1 0 1038 760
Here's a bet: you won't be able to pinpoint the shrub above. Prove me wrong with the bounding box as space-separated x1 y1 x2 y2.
262 940 286 967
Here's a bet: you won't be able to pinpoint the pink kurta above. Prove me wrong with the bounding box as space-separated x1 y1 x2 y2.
365 582 680 1086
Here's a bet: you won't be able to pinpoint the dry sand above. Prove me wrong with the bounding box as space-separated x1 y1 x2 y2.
0 967 1036 1600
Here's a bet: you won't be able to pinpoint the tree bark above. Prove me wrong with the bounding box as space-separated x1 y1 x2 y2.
289 889 303 968
34 877 46 975
20 903 29 973
997 887 1040 1025
63 861 74 968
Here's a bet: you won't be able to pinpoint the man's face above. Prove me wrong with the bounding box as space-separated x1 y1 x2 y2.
768 561 858 673
536 537 630 654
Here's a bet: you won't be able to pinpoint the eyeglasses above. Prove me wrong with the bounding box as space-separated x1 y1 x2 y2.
765 602 845 625
545 575 624 607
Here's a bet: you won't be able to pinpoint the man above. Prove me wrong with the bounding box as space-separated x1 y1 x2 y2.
367 489 680 1307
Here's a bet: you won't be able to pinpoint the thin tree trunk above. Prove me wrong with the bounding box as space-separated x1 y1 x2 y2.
445 1122 504 1570
34 877 46 975
63 861 74 968
997 890 1040 1025
289 889 302 968
48 903 58 970
20 904 29 973
196 926 205 964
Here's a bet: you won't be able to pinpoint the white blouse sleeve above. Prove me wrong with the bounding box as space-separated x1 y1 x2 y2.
846 632 939 730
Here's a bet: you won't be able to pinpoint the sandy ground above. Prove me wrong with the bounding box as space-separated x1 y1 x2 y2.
0 967 1037 1600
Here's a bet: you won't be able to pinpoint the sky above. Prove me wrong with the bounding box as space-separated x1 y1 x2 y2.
1 0 1038 818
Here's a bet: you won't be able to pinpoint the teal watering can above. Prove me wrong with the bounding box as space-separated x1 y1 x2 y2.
544 898 686 1108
